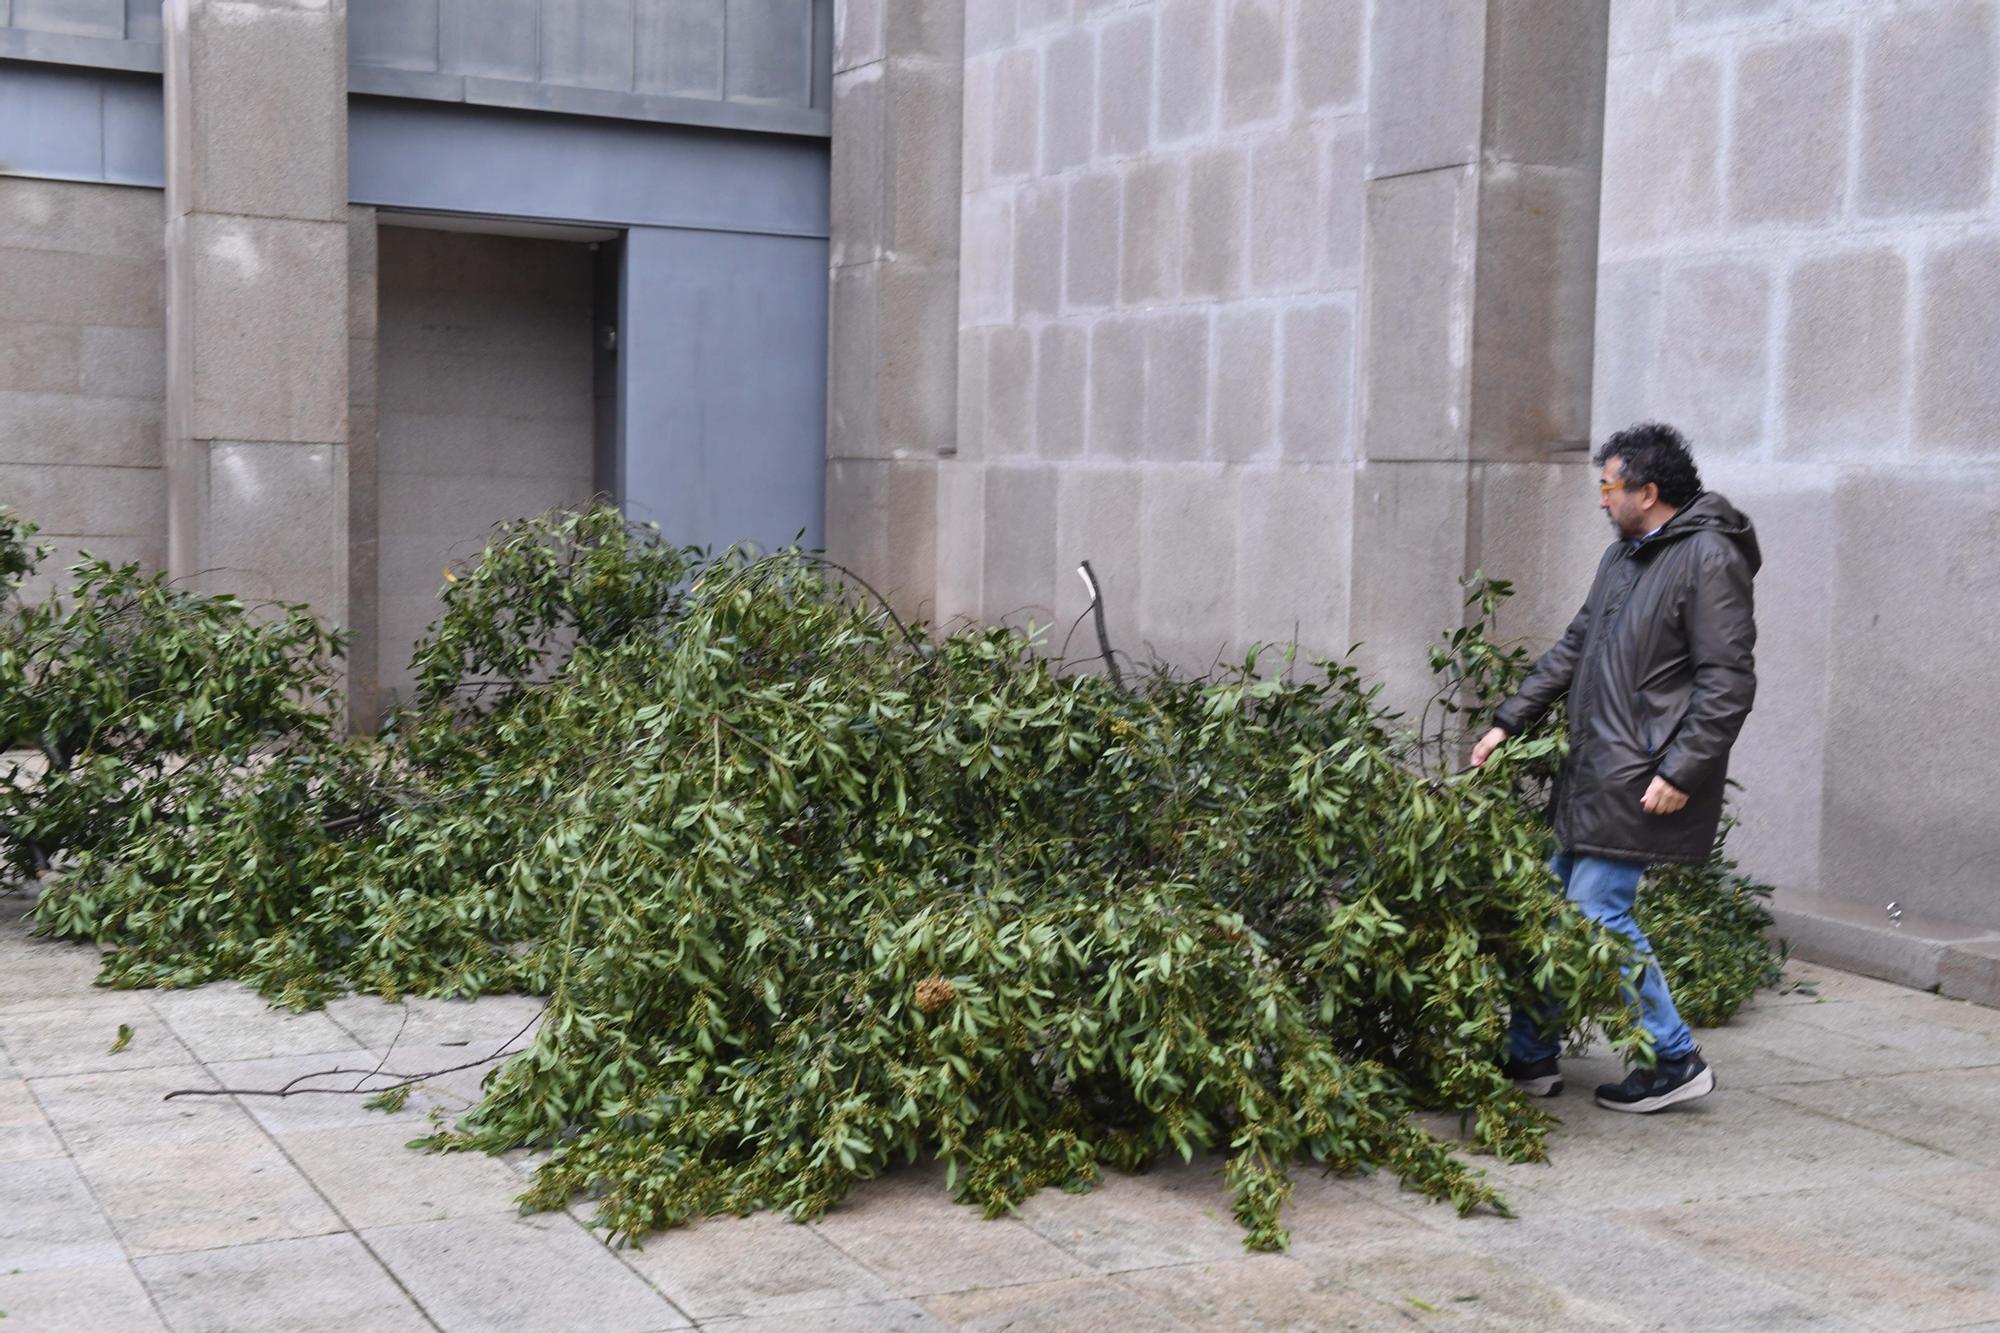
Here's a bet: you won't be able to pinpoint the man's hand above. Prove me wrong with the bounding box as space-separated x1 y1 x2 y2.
1469 726 1508 768
1642 775 1689 814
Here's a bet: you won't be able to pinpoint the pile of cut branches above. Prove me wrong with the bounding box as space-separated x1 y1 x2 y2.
0 507 1778 1249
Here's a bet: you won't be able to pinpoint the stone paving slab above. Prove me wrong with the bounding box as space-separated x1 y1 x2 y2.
3 896 1999 1332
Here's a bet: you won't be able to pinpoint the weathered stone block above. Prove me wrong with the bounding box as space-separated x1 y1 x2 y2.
1359 167 1476 462
1366 0 1484 177
1598 49 1720 256
961 53 995 195
0 324 81 395
1155 0 1218 144
934 458 984 622
167 0 348 224
0 177 164 262
0 392 162 469
1140 464 1236 670
1820 468 2000 929
179 213 349 446
956 327 987 459
1469 163 1602 459
1730 29 1851 226
990 46 1042 180
1321 120 1364 287
1143 311 1209 462
963 0 1018 57
1655 256 1770 459
982 461 1059 627
833 0 885 74
877 262 961 455
1013 182 1065 320
1782 249 1906 461
1055 464 1146 658
1858 0 1996 217
1042 26 1096 175
828 263 881 456
1915 235 2000 455
831 66 887 269
1036 322 1087 460
1236 462 1351 661
1119 156 1181 306
1098 10 1154 159
1223 0 1284 128
1612 0 1672 56
1088 316 1146 459
1693 459 1835 895
1062 171 1121 312
889 61 966 266
1589 257 1663 435
984 324 1035 457
885 0 964 65
824 456 938 619
1211 305 1276 462
1344 459 1469 721
1294 0 1363 113
79 322 163 403
1483 0 1610 170
1181 146 1247 299
1017 0 1071 35
0 461 164 540
205 440 349 623
1249 132 1321 294
0 247 161 329
958 189 1014 327
1281 300 1354 462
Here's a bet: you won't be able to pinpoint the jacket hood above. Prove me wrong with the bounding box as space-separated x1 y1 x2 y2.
1648 491 1761 574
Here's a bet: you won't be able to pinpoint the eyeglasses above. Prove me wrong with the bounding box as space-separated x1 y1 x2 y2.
1597 480 1629 496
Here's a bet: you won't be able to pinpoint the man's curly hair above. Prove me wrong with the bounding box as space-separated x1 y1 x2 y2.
1594 422 1703 509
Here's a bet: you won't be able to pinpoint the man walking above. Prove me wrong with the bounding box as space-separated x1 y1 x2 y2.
1470 422 1759 1113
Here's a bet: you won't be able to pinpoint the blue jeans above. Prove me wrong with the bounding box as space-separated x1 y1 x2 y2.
1508 853 1695 1063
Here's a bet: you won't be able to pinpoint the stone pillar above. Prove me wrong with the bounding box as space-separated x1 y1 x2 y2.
1350 0 1609 718
163 0 351 630
823 0 964 620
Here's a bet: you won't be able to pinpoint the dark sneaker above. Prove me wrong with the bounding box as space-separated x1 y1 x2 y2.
1594 1049 1714 1113
1500 1054 1563 1097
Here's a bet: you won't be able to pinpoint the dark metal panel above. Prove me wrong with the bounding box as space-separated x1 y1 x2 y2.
101 66 163 183
439 0 538 81
348 97 829 238
349 0 441 73
10 0 121 39
635 0 722 101
724 0 810 106
0 61 104 179
618 225 827 552
123 0 159 43
0 24 160 70
538 0 635 92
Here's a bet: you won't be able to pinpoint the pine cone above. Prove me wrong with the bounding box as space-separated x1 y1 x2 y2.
914 975 957 1015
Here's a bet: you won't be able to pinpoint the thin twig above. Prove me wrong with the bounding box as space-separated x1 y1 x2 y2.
163 1008 543 1102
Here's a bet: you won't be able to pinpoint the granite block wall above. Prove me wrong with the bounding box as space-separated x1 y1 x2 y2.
0 177 165 600
949 0 1367 669
1594 0 2000 927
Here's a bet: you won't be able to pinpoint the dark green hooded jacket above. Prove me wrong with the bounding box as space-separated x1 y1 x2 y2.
1493 491 1760 866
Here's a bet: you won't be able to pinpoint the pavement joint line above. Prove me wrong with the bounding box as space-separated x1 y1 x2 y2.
10 1038 179 1330
223 1071 449 1332
552 1201 702 1328
1737 1085 1982 1163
